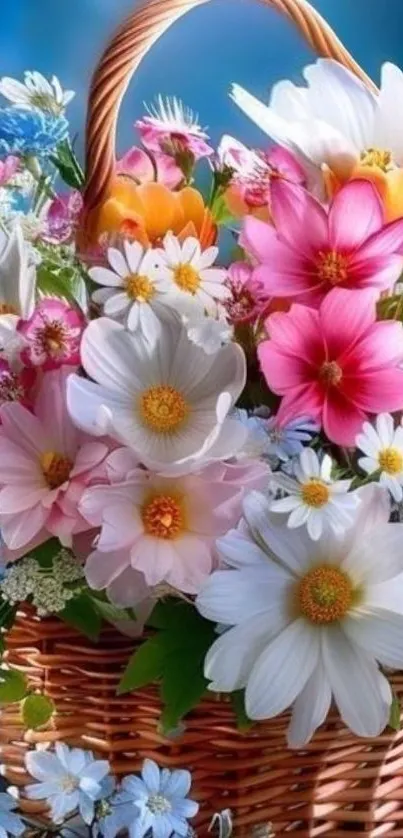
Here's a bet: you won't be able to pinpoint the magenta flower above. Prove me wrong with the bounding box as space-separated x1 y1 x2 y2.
136 97 213 161
258 288 403 445
0 155 19 186
44 191 83 244
18 298 86 370
116 146 183 190
225 261 268 324
0 358 36 411
243 179 403 305
0 368 109 551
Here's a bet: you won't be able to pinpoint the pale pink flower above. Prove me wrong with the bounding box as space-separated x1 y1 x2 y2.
79 449 249 594
116 146 183 190
218 136 305 209
0 358 36 411
243 179 403 305
0 368 109 550
18 297 86 370
225 261 269 323
258 287 403 446
44 191 83 244
0 155 19 186
136 97 213 161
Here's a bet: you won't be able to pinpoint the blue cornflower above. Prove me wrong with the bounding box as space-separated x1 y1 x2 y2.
0 792 24 838
0 107 68 159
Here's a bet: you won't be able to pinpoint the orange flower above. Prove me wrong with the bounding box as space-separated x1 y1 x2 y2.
82 177 216 250
323 156 403 223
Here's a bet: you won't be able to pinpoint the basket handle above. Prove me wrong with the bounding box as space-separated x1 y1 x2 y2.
83 0 376 213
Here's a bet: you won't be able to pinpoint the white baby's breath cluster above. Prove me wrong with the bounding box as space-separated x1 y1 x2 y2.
1 551 84 616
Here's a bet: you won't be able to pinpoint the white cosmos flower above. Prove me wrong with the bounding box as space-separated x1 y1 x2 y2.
90 241 173 347
0 71 75 115
155 233 229 316
270 448 359 540
231 59 403 193
0 224 36 360
196 484 403 745
357 413 403 501
67 317 247 472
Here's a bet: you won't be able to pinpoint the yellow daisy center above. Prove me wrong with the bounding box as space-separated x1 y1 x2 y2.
317 250 348 286
298 565 353 624
319 360 343 387
139 385 189 433
173 264 200 294
41 451 73 489
142 494 185 539
378 447 403 475
0 303 18 315
125 273 155 303
301 479 330 508
360 147 393 172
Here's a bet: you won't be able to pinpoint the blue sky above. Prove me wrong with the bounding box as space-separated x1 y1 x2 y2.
1 0 402 161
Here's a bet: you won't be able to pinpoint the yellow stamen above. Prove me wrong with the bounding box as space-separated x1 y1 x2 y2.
319 360 343 387
360 147 393 172
317 251 348 287
173 264 200 294
379 447 403 475
41 451 72 489
301 479 330 508
142 494 184 539
139 385 189 433
298 565 353 624
125 273 155 303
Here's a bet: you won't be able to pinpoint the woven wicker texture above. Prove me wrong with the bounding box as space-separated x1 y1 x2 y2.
2 610 403 837
83 0 377 215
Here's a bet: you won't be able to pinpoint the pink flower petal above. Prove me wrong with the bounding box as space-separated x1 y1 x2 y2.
328 180 383 252
71 442 109 478
342 320 403 371
264 305 323 364
258 343 312 394
0 505 49 550
0 403 47 457
346 368 403 413
347 253 403 291
131 535 176 586
166 535 212 594
355 216 403 261
253 257 319 297
322 390 367 446
275 383 323 427
34 368 78 457
85 549 131 590
0 484 48 514
320 288 377 359
270 179 328 259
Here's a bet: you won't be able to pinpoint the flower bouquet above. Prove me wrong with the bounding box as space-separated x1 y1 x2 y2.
2 0 403 836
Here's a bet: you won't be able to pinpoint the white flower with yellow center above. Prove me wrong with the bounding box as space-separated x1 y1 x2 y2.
0 71 74 115
155 233 229 316
197 484 403 745
270 448 359 540
90 241 173 347
67 317 247 472
356 413 403 501
0 223 36 361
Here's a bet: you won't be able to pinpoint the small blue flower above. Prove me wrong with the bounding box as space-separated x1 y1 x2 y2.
265 415 319 462
116 759 199 838
0 792 25 838
0 107 68 159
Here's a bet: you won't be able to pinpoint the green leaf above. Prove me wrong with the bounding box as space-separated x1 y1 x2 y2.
160 651 208 732
59 593 102 642
29 537 61 569
118 636 165 694
50 139 84 190
0 669 27 704
36 261 86 307
231 690 253 732
22 694 55 730
389 695 401 730
210 193 236 227
90 596 132 626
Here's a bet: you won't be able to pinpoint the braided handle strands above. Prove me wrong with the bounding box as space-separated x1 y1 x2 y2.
83 0 376 214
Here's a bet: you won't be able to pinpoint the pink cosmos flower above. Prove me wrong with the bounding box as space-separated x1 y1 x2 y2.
0 358 36 411
116 146 183 190
243 179 403 305
258 288 403 446
44 191 83 244
136 97 213 161
18 297 86 370
79 448 253 594
225 261 269 324
0 155 19 186
0 368 109 551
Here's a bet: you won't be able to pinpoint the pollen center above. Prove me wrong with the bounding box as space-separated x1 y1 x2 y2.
298 565 353 624
173 264 200 294
319 360 343 386
37 321 68 355
360 147 393 172
0 303 18 315
379 447 403 475
301 479 330 508
125 273 155 303
142 494 184 539
41 451 73 489
317 251 348 286
139 385 189 433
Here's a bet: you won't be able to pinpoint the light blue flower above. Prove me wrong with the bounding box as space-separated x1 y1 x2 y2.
116 759 199 838
0 107 68 159
25 742 110 824
0 792 24 838
265 415 319 462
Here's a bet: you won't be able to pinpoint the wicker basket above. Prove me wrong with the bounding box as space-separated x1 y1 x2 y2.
2 1 402 835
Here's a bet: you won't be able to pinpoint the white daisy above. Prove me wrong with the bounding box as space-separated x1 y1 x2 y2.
196 483 403 745
270 448 359 540
155 233 229 316
183 311 233 354
357 413 403 501
231 59 403 194
90 241 173 347
0 71 74 115
67 316 247 472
